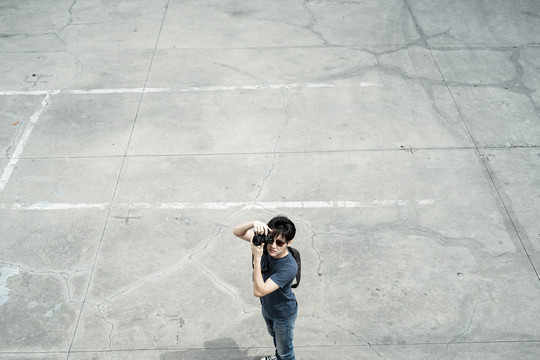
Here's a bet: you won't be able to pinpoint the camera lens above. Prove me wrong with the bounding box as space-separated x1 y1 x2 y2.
252 233 263 246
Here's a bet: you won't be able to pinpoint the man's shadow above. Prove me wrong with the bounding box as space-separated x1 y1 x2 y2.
160 338 253 360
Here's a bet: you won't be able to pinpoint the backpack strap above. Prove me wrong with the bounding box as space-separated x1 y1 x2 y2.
288 247 301 288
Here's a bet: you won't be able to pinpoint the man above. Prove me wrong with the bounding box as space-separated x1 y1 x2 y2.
233 216 298 360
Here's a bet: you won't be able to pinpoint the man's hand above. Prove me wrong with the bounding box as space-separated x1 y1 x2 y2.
251 241 264 260
232 220 271 242
252 220 270 235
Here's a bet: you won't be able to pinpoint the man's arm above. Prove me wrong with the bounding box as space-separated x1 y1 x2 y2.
232 220 269 242
233 220 278 297
252 242 280 297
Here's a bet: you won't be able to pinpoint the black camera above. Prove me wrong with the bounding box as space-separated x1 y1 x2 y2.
252 233 272 246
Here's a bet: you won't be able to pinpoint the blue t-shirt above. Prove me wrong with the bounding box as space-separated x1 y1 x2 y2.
260 251 298 319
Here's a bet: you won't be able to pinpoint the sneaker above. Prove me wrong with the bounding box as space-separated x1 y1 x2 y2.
260 356 277 360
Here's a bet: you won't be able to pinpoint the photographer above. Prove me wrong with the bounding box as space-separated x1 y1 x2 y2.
233 216 298 360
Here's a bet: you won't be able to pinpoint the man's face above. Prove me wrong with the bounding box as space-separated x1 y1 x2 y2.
266 234 290 258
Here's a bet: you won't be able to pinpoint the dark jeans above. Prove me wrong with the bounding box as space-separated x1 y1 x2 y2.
262 308 297 360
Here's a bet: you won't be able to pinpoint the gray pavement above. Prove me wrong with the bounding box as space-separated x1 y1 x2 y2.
1 0 540 359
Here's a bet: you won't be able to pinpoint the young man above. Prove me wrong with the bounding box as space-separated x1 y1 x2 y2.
233 216 298 360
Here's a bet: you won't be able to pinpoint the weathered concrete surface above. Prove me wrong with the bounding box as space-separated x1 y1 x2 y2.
1 0 540 359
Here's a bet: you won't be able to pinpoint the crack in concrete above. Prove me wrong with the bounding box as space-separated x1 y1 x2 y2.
311 63 379 83
282 215 324 318
399 0 540 282
60 272 76 302
308 228 325 318
506 46 540 121
301 0 334 46
187 225 252 314
189 257 249 314
437 300 483 360
46 0 84 87
25 74 55 88
98 257 189 306
314 314 388 359
254 87 291 201
218 309 260 335
221 1 330 46
0 261 89 303
346 5 540 151
406 0 538 123
401 0 540 281
96 224 226 306
2 118 25 160
97 304 115 360
400 222 460 247
365 1 540 128
402 0 427 43
212 61 266 84
89 224 252 354
164 313 185 345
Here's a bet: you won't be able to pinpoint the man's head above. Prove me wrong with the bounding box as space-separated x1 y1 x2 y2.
268 216 296 242
266 216 296 258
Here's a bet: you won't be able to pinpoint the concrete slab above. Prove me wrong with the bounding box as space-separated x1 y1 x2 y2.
450 87 540 147
60 0 169 52
22 93 141 158
128 90 294 155
0 157 123 203
0 209 105 351
1 0 540 359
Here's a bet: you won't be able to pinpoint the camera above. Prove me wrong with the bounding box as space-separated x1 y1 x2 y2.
252 233 272 246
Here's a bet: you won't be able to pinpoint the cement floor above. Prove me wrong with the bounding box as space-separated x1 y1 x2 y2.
1 0 540 359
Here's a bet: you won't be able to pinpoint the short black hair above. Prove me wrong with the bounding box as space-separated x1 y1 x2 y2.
267 216 296 242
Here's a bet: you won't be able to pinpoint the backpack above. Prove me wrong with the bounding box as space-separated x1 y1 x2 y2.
288 247 301 288
252 247 302 288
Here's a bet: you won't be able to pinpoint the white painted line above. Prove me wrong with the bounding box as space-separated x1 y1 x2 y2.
358 82 383 87
0 90 51 96
150 200 434 209
0 91 59 193
10 202 109 210
67 88 149 95
1 200 435 210
0 82 385 97
0 83 335 96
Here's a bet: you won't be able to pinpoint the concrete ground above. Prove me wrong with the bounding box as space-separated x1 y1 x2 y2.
1 0 540 359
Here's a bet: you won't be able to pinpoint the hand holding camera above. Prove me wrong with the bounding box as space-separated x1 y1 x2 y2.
252 232 273 246
252 220 270 236
251 221 271 259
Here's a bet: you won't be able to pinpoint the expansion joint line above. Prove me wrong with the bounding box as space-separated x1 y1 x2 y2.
66 2 172 359
403 0 540 284
446 73 540 282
